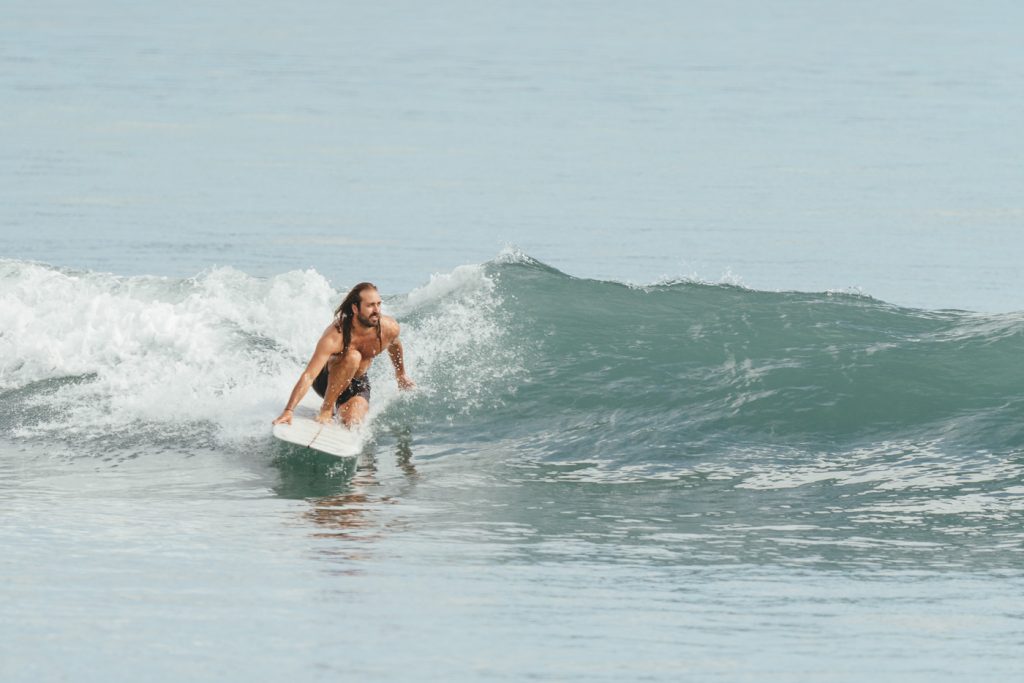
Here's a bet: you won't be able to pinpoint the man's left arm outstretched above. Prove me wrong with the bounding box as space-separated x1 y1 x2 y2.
387 324 415 390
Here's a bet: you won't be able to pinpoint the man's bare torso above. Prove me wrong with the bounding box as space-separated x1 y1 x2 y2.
322 315 399 377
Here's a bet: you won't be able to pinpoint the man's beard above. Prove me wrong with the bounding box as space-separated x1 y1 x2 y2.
356 313 379 328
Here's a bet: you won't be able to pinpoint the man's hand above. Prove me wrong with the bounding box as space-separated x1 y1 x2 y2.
272 409 294 425
315 409 334 425
397 374 416 391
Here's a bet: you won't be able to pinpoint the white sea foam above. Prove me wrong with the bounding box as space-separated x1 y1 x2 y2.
390 261 524 415
0 259 520 448
0 262 336 441
494 244 534 266
398 263 495 312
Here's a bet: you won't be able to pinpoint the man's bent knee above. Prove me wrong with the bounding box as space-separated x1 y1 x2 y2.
328 348 362 371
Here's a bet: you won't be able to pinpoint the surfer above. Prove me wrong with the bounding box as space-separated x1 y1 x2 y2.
272 282 415 428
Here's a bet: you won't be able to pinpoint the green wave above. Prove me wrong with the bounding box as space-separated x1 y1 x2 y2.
412 256 1024 461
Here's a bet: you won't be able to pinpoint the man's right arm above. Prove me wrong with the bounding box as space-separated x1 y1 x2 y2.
272 332 338 425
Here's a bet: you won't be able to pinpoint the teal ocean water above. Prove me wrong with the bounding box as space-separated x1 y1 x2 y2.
2 255 1022 680
3 1 1024 681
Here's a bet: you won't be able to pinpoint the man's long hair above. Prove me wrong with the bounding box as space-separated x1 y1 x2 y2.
333 282 382 353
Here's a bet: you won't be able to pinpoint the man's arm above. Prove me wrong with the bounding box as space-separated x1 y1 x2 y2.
272 331 338 425
386 323 415 390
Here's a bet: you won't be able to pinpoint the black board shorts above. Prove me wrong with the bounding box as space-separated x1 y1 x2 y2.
312 365 371 406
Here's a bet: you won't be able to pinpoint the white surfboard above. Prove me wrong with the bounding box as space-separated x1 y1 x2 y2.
272 402 363 457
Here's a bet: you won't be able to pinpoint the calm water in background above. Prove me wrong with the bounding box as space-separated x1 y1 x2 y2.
4 0 1024 310
2 1 1024 681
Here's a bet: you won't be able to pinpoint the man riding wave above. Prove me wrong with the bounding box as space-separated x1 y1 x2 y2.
272 282 414 427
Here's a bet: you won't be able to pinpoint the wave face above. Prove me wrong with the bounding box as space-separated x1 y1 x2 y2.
2 255 1023 512
452 253 1024 456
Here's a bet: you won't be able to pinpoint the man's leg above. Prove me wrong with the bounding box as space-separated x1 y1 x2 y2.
338 397 369 427
318 349 361 422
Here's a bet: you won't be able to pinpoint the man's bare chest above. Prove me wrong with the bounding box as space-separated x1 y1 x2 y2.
346 333 385 359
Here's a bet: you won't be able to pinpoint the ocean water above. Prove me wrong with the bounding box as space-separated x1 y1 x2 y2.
3 1 1024 681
